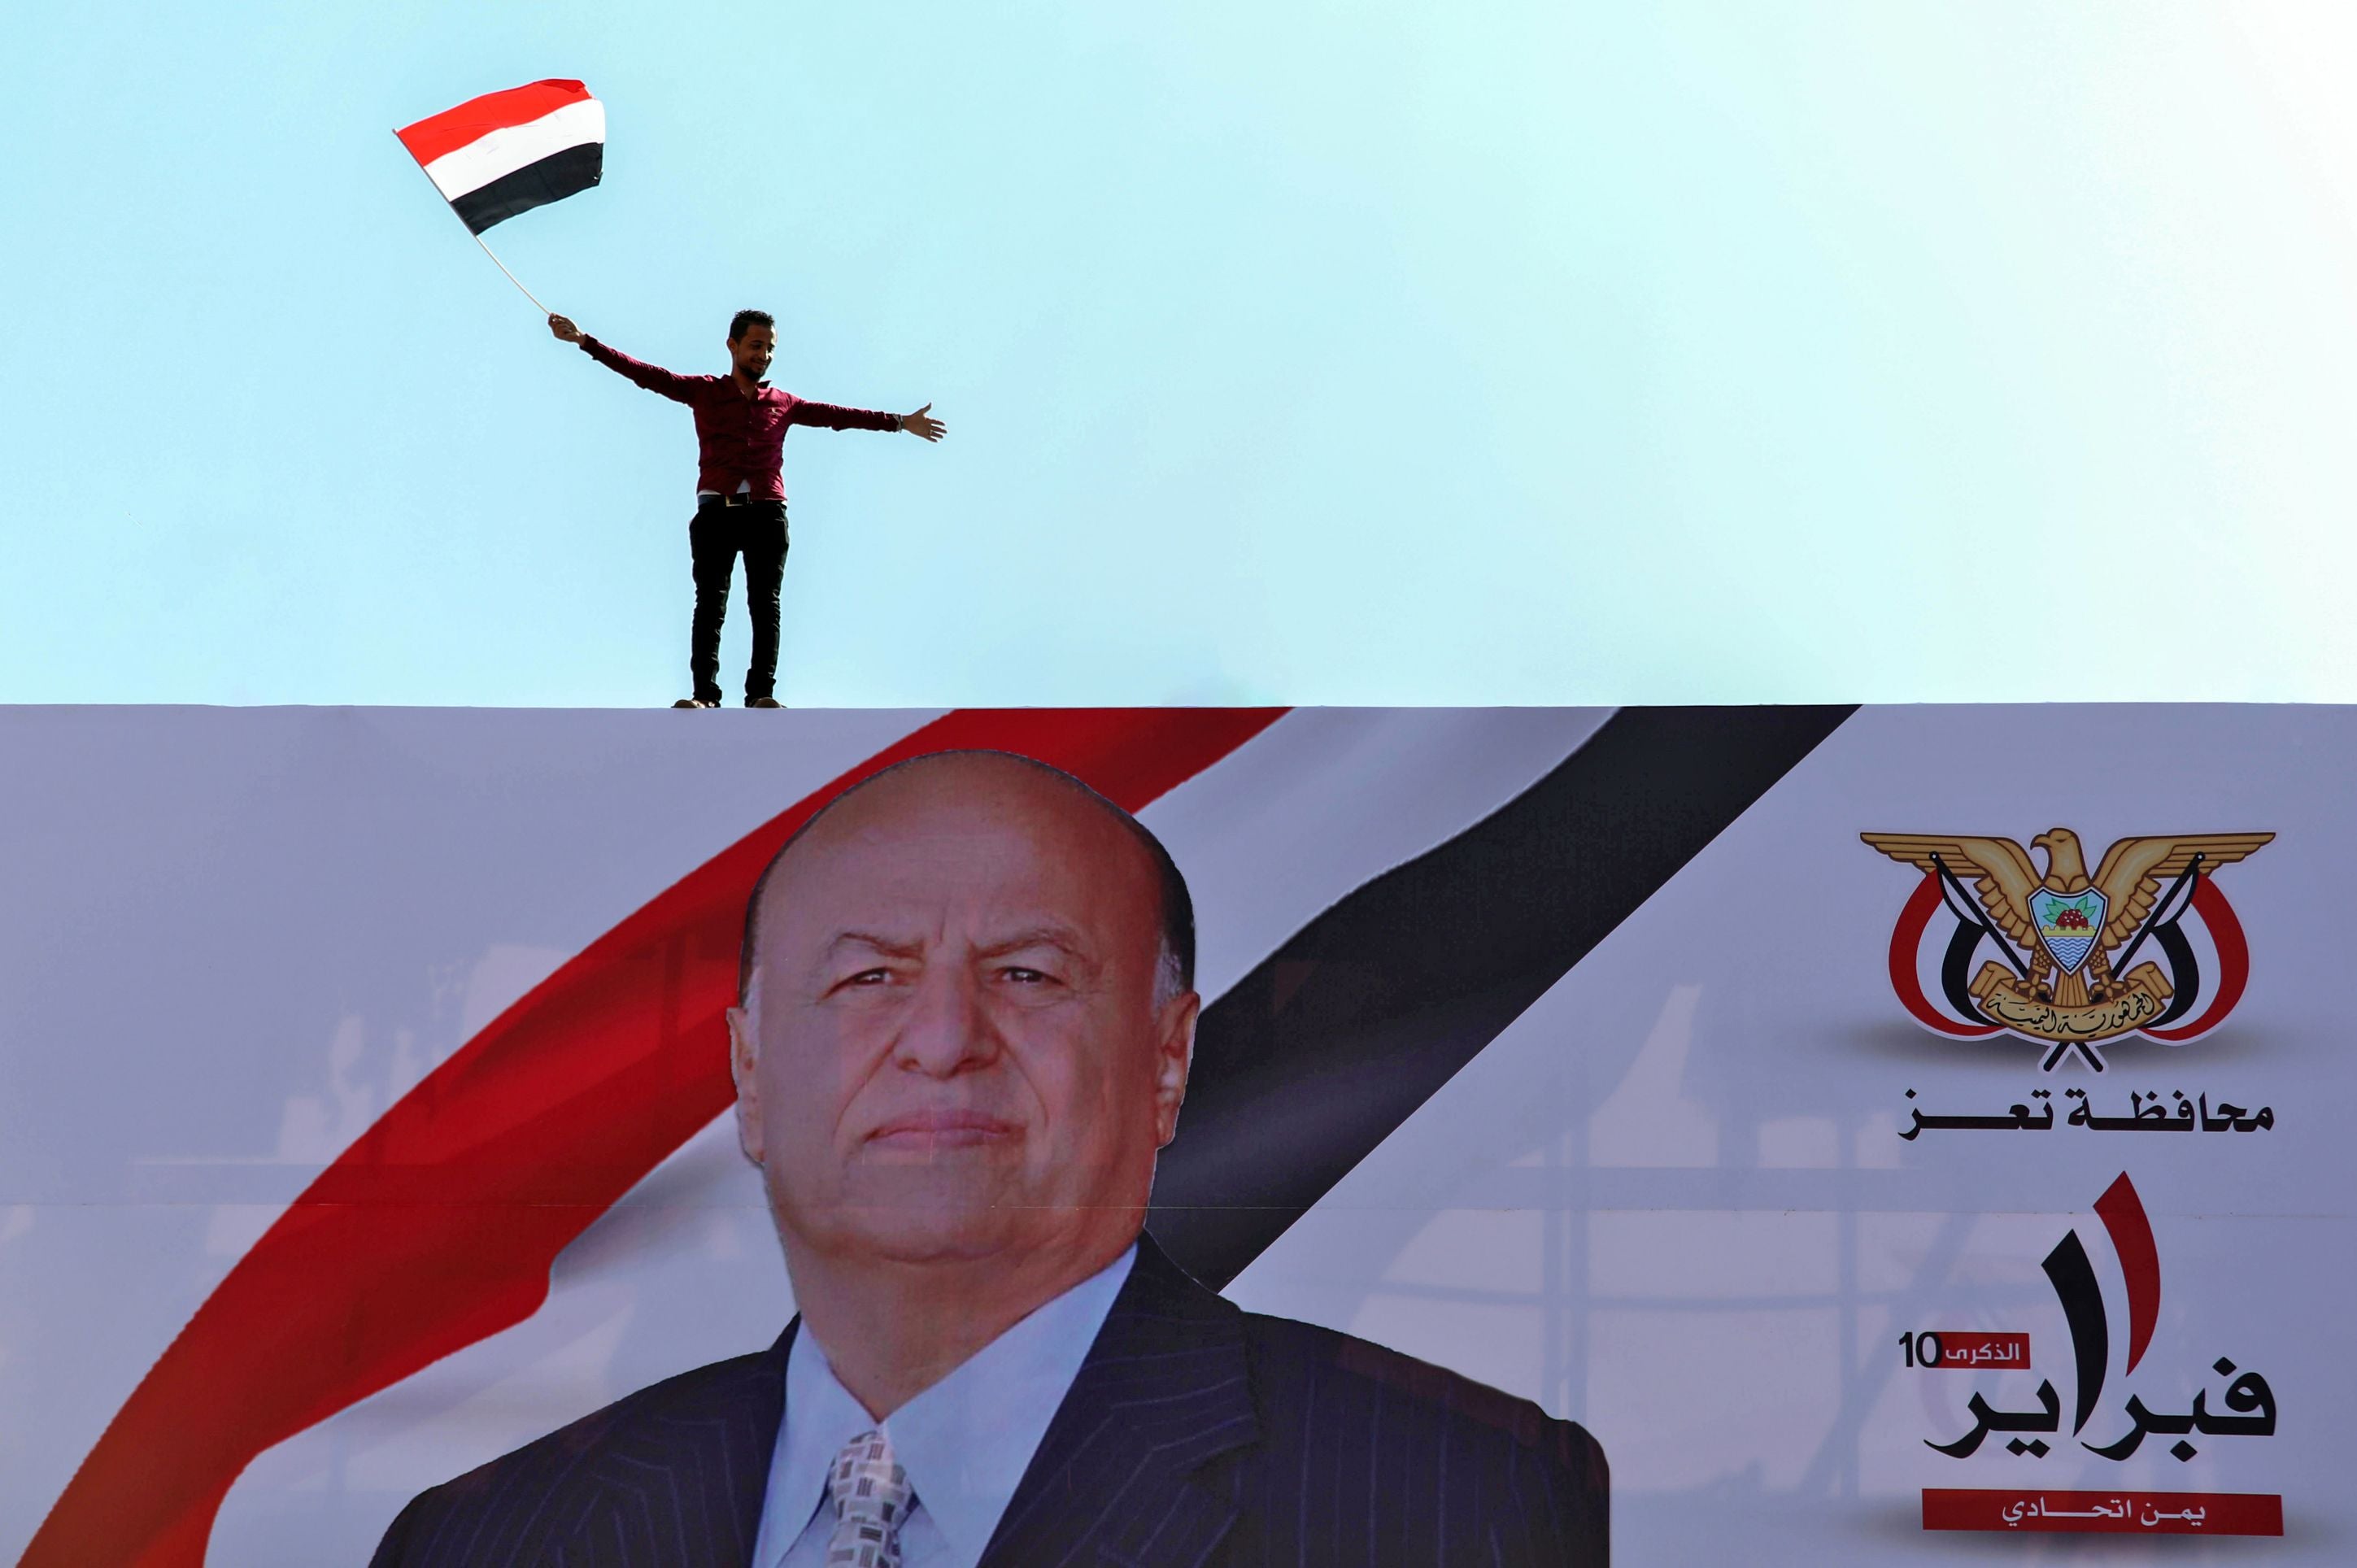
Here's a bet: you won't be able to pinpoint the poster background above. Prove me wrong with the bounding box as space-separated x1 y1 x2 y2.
2 705 2349 1561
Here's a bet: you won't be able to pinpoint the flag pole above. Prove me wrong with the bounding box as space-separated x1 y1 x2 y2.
394 128 553 317
469 231 552 315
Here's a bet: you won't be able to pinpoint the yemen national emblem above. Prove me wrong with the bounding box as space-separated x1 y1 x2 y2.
1861 829 2272 1070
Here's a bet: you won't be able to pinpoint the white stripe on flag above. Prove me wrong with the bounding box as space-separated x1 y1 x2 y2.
420 98 606 203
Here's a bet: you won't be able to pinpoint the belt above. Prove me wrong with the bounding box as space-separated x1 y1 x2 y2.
697 492 782 509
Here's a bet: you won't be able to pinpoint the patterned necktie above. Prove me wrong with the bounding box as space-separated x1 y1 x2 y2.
826 1428 916 1567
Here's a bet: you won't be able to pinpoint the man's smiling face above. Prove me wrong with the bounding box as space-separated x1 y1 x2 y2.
730 756 1196 1275
728 322 775 381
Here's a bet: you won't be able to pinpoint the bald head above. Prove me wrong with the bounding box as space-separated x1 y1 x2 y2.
739 751 1194 1013
724 748 1203 1288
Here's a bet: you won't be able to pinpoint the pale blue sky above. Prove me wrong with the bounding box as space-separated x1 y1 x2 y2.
5 2 2356 706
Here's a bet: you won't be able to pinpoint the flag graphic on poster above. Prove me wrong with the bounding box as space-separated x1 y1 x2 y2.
11 705 1851 1564
396 79 605 234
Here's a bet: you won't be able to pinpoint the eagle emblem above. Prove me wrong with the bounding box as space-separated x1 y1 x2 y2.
1861 829 2272 1067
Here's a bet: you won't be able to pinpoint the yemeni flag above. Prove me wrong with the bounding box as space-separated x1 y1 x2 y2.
396 79 604 234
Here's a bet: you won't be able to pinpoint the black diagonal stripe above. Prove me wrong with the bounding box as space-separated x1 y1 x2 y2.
1940 917 1997 1024
2043 1230 2108 1436
2150 919 2202 1027
451 143 603 234
1149 704 1858 1289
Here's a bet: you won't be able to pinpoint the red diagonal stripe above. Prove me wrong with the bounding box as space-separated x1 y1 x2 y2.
1889 873 1999 1037
2144 880 2251 1043
2093 1170 2161 1376
397 79 594 166
26 707 1285 1568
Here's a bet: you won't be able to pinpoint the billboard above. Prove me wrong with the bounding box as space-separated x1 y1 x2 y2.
3 704 2348 1562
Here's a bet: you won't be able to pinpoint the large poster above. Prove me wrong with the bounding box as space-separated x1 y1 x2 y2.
3 705 2348 1563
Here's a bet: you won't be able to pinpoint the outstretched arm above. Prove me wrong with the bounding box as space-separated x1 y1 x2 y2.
789 397 948 442
547 314 700 403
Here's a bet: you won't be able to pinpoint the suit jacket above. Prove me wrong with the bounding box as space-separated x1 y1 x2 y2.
370 1235 1609 1566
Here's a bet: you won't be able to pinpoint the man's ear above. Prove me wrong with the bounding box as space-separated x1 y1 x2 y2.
726 1004 764 1165
1152 990 1200 1149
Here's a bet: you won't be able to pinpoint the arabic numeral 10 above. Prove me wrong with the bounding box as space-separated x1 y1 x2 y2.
1901 1331 1946 1368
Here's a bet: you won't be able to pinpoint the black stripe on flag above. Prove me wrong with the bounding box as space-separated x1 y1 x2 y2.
1151 704 1858 1289
451 142 604 234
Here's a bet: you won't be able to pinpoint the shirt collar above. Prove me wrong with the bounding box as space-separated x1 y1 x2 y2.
772 1329 878 1556
772 1244 1136 1565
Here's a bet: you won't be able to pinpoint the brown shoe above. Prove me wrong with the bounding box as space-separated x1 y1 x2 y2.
746 696 784 709
672 698 718 709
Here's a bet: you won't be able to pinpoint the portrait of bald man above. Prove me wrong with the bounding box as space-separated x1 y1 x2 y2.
371 751 1609 1567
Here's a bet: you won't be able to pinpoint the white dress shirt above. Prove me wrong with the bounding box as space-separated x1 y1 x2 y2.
753 1245 1136 1568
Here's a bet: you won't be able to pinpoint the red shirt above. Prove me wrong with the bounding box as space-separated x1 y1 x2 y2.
578 335 901 500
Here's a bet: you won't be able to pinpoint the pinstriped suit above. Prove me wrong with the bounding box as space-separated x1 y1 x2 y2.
369 1236 1609 1566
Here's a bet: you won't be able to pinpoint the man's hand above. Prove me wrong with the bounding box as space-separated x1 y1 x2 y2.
547 313 585 344
902 403 946 442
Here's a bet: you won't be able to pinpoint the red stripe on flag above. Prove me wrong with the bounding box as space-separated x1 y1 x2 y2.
2143 879 2252 1043
1889 873 1999 1037
396 78 595 167
25 707 1286 1568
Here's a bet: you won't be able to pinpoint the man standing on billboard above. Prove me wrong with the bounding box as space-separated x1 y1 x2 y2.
547 310 944 709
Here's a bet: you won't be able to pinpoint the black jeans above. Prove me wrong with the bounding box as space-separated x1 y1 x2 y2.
687 499 789 703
